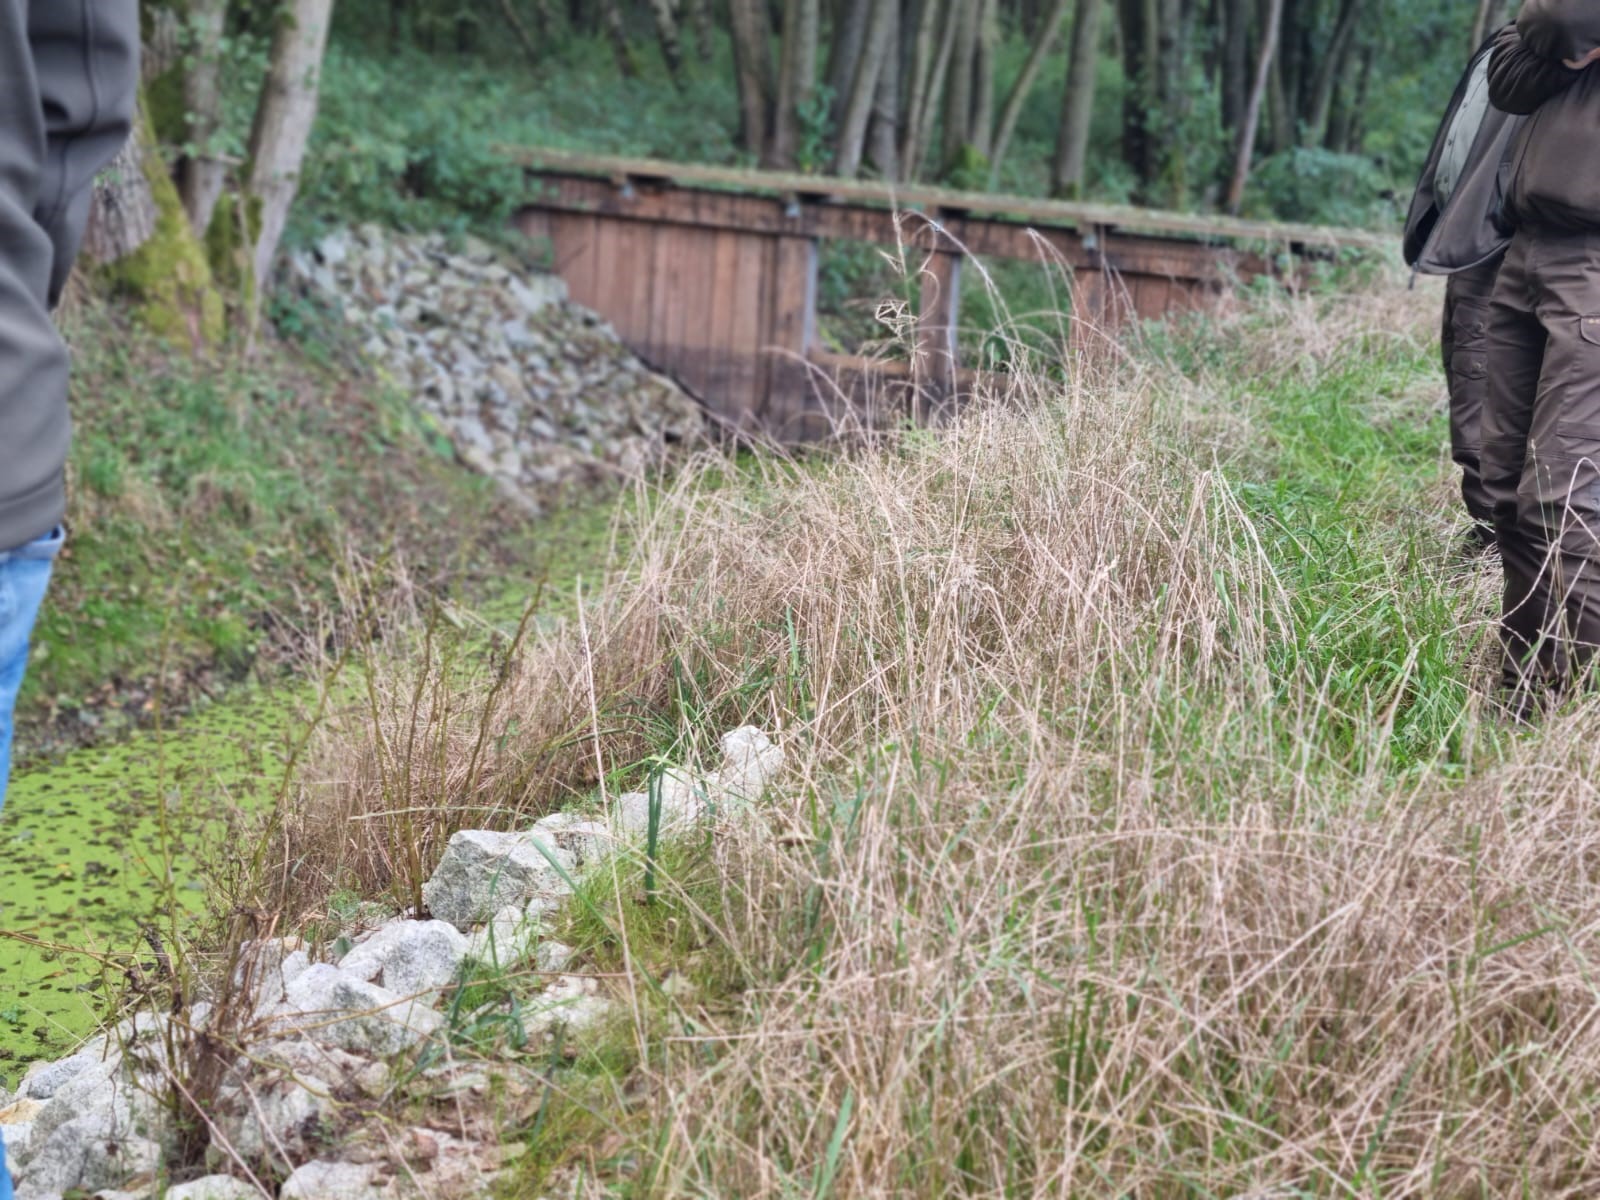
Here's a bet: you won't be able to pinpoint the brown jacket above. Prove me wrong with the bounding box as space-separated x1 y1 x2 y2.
1490 4 1600 233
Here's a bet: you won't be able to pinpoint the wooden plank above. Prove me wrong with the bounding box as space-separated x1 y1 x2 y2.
617 219 657 360
519 175 1280 288
503 144 1390 252
651 226 690 388
915 250 962 406
722 233 767 434
1130 275 1173 321
703 228 744 427
548 213 601 307
674 228 713 406
766 234 817 438
590 219 632 343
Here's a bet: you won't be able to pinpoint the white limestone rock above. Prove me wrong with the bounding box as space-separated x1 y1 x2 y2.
336 919 469 996
13 1110 159 1195
465 904 541 968
421 829 576 931
527 975 611 1037
715 726 785 801
272 964 441 1056
163 1176 261 1200
278 1159 390 1200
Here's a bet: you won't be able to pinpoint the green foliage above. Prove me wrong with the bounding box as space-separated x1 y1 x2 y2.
1246 147 1401 228
294 40 740 239
24 304 520 731
796 83 837 175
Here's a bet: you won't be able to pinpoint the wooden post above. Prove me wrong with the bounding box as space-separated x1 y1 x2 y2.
915 210 963 415
764 230 819 438
1069 222 1111 354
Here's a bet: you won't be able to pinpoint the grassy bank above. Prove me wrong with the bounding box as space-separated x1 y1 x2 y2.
17 300 567 760
207 269 1600 1196
0 302 626 1066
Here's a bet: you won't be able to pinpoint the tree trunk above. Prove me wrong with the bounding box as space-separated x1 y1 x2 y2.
1118 0 1158 198
598 0 638 77
1051 0 1105 196
1226 0 1282 213
834 0 897 177
246 0 335 290
177 0 230 237
942 0 981 169
902 0 946 175
990 0 1070 183
92 95 224 349
729 0 775 155
768 0 821 168
84 118 157 266
648 0 687 84
685 0 714 60
1263 0 1294 151
1303 0 1359 146
826 0 872 125
496 0 546 63
970 0 999 159
867 0 902 178
1219 0 1249 150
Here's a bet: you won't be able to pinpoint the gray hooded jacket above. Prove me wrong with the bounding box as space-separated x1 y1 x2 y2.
1403 29 1525 275
0 1 140 551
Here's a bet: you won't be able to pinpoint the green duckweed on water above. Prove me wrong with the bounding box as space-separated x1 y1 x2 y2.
0 687 303 1075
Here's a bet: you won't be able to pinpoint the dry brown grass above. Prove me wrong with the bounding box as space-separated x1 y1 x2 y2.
265 270 1600 1196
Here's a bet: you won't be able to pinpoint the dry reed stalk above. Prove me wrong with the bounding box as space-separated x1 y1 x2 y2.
270 272 1600 1196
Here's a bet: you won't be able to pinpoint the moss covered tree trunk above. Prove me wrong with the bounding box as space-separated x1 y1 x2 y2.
94 95 224 349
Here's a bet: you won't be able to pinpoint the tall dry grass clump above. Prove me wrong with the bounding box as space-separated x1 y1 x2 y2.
272 272 1600 1195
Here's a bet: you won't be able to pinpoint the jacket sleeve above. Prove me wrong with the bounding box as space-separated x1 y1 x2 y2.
26 0 140 308
1518 0 1600 62
1489 24 1577 114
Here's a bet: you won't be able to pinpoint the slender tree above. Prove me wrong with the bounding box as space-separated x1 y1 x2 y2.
1051 0 1106 196
866 0 902 178
1226 0 1283 212
991 0 1072 183
648 0 687 84
768 0 820 167
729 0 775 154
598 0 638 77
247 0 336 288
835 0 898 176
177 0 229 236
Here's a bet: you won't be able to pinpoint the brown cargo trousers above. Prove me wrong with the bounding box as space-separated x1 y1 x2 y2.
1483 228 1600 697
1443 257 1503 537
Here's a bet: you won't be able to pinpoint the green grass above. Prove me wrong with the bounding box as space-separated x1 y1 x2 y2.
453 282 1535 1193
18 301 565 754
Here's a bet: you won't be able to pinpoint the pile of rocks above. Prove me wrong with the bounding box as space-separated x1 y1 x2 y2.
0 728 784 1199
286 226 705 510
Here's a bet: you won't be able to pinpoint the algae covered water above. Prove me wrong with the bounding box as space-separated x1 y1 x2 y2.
0 688 301 1074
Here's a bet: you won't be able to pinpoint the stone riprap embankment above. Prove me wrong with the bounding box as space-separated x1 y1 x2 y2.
0 728 783 1199
287 227 704 511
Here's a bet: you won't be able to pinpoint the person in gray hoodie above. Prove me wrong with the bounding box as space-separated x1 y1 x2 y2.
0 0 139 835
0 14 139 1190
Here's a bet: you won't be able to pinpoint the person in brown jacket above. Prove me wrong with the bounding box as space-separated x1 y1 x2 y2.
1483 4 1600 712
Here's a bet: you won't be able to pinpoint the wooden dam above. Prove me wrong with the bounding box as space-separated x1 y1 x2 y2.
508 148 1387 442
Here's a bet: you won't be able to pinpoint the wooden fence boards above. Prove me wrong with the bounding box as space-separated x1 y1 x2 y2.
509 149 1383 443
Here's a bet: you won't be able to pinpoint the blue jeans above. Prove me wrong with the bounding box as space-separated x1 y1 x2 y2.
0 526 60 810
0 528 56 1198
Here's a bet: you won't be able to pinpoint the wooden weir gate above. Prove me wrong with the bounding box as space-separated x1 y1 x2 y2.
509 148 1386 442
